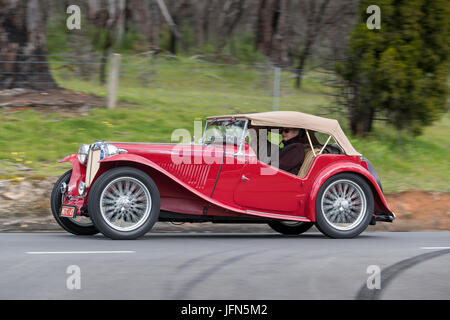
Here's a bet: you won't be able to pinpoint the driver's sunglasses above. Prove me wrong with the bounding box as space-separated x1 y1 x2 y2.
281 129 291 133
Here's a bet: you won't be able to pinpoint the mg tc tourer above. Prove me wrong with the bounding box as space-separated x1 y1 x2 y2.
51 111 395 239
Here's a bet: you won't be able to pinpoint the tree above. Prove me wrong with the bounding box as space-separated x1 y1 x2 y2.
292 0 357 88
157 0 188 55
0 0 58 90
294 0 331 88
87 0 127 84
337 0 449 136
256 0 289 66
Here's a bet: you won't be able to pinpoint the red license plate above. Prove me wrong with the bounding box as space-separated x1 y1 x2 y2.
60 205 76 218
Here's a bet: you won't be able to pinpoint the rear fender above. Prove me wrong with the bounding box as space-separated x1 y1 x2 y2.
305 161 394 221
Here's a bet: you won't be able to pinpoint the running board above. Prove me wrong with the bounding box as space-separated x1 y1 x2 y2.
245 210 311 222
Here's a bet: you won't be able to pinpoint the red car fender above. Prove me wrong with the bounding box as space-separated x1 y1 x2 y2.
98 154 248 214
305 161 394 221
58 153 86 197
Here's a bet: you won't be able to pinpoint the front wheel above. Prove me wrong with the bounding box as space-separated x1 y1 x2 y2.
314 173 374 239
88 167 160 240
268 221 314 235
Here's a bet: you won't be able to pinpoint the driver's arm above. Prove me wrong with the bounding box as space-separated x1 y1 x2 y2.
279 143 305 174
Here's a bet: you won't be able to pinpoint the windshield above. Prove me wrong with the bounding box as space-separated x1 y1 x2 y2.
203 119 247 146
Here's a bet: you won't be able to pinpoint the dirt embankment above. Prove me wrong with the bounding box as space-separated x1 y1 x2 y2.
0 88 105 111
373 191 450 231
0 178 448 232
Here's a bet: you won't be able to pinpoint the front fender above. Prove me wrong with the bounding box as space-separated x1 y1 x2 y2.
98 154 247 214
305 161 394 221
58 153 86 198
58 154 86 215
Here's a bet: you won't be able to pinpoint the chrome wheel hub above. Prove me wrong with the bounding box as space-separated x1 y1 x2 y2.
321 179 367 231
100 177 152 232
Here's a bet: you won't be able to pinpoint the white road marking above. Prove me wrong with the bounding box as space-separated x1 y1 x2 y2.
26 251 136 255
420 247 450 250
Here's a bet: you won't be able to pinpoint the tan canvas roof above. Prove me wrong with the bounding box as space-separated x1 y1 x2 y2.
206 111 360 156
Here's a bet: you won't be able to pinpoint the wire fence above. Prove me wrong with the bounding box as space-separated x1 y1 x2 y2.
0 52 333 111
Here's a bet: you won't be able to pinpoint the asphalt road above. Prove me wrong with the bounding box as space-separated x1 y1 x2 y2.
0 232 449 300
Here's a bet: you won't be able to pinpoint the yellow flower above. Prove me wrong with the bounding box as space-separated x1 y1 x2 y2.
15 158 23 162
25 161 32 164
11 152 18 155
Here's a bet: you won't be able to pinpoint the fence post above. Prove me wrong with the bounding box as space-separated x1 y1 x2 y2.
107 53 121 110
272 67 281 111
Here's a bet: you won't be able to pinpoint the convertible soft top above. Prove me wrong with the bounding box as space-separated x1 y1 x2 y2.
206 111 361 156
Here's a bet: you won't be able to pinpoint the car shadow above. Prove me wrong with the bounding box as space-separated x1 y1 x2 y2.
43 231 376 241
140 232 376 240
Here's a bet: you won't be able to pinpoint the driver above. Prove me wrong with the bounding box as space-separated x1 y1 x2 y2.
279 128 305 175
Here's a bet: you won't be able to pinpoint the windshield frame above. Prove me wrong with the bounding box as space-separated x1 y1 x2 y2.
202 119 249 154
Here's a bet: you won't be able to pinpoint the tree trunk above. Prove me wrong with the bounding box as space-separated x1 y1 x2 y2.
195 0 208 47
295 47 309 88
0 0 58 90
349 91 375 136
150 0 161 48
350 109 374 136
294 0 331 88
256 0 276 57
169 28 177 55
99 31 113 85
156 0 185 54
127 0 153 46
272 0 289 66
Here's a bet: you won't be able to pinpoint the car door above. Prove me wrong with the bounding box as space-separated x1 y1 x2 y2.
233 160 305 213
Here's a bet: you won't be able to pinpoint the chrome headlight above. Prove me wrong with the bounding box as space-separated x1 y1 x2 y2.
77 144 90 165
91 141 127 160
101 143 119 159
78 181 86 196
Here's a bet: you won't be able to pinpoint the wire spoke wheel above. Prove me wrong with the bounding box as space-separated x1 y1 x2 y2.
69 215 94 227
321 179 367 231
100 177 152 232
268 220 314 235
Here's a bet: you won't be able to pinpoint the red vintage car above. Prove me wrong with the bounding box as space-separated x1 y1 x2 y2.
51 111 395 239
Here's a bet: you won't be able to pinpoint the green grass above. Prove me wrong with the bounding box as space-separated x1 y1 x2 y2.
0 56 448 192
349 114 450 192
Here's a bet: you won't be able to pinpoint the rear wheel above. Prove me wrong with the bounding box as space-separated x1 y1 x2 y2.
50 170 98 235
88 167 160 240
314 173 374 238
268 221 314 235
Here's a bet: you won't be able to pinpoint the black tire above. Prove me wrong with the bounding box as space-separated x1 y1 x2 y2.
268 221 314 235
88 167 160 240
314 173 374 239
50 170 99 235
